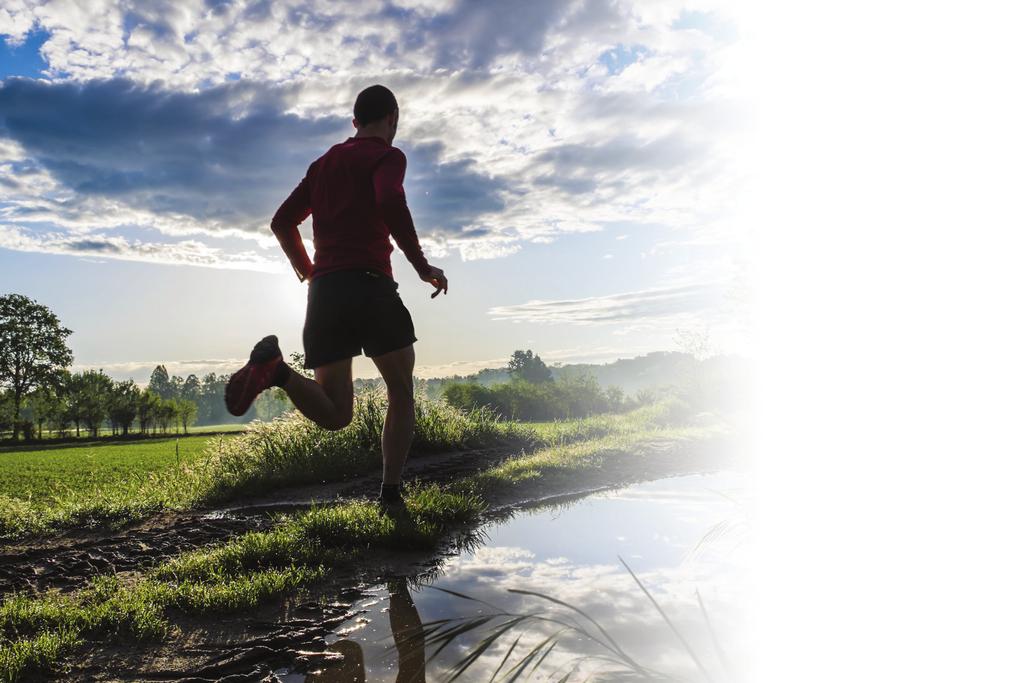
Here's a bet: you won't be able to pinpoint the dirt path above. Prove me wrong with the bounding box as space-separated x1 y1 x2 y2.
57 433 743 682
0 445 524 597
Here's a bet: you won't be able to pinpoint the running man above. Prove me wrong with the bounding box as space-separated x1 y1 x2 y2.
224 85 447 507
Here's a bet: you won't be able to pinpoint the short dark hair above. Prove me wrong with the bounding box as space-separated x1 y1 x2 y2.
354 85 398 126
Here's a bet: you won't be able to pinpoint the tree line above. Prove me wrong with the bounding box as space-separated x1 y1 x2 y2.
441 348 653 421
1 368 197 440
0 293 293 442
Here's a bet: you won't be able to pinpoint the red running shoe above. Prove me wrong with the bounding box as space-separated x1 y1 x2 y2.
225 335 284 416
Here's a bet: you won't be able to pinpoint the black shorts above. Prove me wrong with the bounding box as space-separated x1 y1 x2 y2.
302 268 417 369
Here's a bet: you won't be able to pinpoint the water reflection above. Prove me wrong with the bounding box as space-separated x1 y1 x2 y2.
284 471 749 682
308 577 426 683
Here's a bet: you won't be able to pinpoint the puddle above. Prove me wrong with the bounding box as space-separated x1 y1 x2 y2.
273 470 751 682
200 501 332 521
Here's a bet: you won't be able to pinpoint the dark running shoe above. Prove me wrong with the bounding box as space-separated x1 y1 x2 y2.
225 335 284 416
375 493 410 519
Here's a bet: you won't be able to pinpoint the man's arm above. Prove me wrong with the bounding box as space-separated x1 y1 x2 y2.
270 170 315 282
373 149 432 279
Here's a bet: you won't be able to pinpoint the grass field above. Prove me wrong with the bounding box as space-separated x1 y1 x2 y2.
181 423 250 434
0 435 218 505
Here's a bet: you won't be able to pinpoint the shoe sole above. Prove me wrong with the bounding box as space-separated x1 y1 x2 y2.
224 353 281 416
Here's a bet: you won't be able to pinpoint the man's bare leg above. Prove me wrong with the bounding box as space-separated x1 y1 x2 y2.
280 357 354 430
370 344 416 485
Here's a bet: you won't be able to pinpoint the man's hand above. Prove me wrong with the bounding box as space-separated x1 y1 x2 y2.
420 265 448 298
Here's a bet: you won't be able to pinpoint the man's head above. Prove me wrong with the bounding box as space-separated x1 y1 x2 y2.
353 84 399 144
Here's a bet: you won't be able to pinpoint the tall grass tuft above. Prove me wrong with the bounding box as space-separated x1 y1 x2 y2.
0 629 81 683
171 386 540 508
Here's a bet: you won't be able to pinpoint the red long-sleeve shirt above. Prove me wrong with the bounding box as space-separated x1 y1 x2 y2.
270 135 431 282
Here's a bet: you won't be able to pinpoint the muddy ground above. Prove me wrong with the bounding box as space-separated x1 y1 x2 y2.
7 432 743 682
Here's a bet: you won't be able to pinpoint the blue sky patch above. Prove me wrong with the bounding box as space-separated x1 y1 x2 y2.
598 44 649 76
0 28 49 80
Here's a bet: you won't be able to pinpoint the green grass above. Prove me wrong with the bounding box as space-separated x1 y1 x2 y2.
455 404 716 499
0 436 214 503
521 400 685 445
184 423 250 434
0 435 223 538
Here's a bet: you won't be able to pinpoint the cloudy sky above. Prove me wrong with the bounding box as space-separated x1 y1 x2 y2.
0 0 752 382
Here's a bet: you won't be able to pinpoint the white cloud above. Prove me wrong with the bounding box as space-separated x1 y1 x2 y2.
0 1 34 44
71 357 246 384
0 0 748 271
0 224 281 272
488 281 730 325
412 356 511 379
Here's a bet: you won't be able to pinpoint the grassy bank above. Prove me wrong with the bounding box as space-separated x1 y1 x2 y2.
0 388 539 540
0 397 722 680
0 484 482 681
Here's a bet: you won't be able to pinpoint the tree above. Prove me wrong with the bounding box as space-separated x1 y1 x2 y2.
148 365 174 400
75 370 113 437
181 374 201 404
21 368 70 439
66 372 86 436
155 397 177 434
0 294 73 439
0 390 12 437
674 322 715 361
176 398 197 434
169 374 184 400
506 349 553 384
674 322 716 401
26 388 58 440
137 390 161 435
197 372 219 424
107 380 140 436
606 385 626 412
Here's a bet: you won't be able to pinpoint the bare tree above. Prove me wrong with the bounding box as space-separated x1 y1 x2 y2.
673 321 715 361
674 322 716 401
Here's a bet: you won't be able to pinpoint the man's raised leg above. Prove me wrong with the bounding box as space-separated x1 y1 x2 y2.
370 343 416 486
225 335 353 430
282 357 354 430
